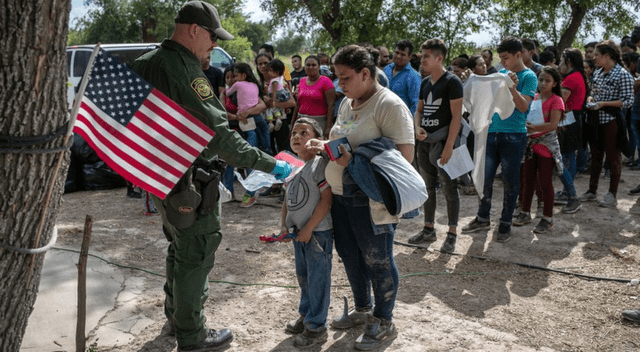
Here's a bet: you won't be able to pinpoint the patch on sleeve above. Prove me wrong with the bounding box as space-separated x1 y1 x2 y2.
191 77 214 101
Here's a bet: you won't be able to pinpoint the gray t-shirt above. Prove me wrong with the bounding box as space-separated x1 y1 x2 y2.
285 156 332 232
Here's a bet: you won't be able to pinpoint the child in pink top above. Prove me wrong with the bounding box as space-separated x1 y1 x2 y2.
517 67 566 234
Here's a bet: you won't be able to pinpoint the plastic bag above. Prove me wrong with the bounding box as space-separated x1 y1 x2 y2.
219 182 233 203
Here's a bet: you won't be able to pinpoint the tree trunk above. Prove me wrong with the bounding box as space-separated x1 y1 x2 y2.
0 1 71 351
557 0 588 54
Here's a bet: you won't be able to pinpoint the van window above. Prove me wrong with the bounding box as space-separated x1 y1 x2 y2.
211 48 232 69
67 50 72 74
73 50 92 77
109 48 156 67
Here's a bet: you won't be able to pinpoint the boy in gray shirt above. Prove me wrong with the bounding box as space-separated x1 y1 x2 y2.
281 118 333 348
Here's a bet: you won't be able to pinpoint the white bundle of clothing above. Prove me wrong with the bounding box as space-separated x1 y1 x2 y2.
462 73 516 199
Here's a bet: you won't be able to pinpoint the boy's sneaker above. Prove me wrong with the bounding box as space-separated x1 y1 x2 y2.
562 198 582 214
579 191 597 202
440 232 457 253
533 218 553 234
354 315 398 351
294 327 328 348
285 315 305 334
512 212 531 226
554 192 569 205
240 193 257 208
461 217 490 233
598 192 617 208
496 224 511 243
408 227 436 244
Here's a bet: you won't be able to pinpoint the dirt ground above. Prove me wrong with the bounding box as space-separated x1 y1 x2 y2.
54 166 640 352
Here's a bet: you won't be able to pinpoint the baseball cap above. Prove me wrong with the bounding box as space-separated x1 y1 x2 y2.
175 1 234 41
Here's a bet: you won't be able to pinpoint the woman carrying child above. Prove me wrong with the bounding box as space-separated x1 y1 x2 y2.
221 63 270 207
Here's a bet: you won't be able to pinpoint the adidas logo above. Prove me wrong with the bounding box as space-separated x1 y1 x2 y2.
422 92 442 117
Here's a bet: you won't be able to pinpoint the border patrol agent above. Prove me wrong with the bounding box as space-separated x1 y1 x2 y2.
130 2 291 351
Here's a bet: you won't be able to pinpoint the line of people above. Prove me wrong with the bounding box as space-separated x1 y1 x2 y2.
137 2 639 350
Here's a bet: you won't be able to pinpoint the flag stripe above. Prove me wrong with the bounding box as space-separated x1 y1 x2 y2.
150 90 215 142
132 108 201 161
77 100 177 189
141 97 211 151
74 118 171 198
126 118 192 169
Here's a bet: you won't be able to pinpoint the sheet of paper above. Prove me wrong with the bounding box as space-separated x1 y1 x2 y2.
437 145 475 180
557 110 576 127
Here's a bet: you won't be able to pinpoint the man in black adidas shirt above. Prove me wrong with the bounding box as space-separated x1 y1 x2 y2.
409 38 463 254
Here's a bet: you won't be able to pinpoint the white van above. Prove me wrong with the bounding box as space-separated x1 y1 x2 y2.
66 44 234 109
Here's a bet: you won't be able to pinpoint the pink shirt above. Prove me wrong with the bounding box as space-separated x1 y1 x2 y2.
561 71 586 111
226 81 259 113
532 93 565 157
297 76 334 116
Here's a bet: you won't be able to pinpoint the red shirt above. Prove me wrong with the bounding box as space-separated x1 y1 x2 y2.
561 71 586 111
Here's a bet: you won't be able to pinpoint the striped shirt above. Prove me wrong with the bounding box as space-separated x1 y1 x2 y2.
591 64 635 124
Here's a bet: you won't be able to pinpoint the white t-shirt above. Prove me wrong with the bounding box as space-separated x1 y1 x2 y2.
268 76 285 93
325 85 415 223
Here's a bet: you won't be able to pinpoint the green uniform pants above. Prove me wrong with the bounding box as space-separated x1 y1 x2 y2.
153 195 222 347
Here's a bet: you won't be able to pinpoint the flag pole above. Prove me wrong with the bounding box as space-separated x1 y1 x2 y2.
66 43 101 137
25 43 102 288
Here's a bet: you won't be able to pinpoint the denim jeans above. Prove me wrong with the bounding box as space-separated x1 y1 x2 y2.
331 195 398 322
630 108 640 159
250 114 272 155
222 164 235 195
477 132 527 227
561 152 577 197
242 129 258 197
417 140 460 227
294 229 333 330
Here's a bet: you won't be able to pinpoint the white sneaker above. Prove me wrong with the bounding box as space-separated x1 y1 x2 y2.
597 192 617 208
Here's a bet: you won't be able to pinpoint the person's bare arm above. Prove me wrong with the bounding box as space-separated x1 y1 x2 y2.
526 109 561 134
440 98 463 164
324 88 336 138
415 100 427 141
508 71 533 113
296 187 332 243
396 143 414 163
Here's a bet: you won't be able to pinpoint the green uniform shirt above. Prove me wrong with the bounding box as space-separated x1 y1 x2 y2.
130 39 276 174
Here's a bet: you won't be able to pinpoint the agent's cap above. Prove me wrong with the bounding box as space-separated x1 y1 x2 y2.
175 1 234 41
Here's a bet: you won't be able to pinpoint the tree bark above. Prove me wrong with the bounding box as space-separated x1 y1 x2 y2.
0 1 71 351
557 0 588 54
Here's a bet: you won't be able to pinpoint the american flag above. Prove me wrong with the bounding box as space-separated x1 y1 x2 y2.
73 48 215 199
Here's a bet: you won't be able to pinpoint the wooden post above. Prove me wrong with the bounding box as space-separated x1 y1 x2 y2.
76 215 92 352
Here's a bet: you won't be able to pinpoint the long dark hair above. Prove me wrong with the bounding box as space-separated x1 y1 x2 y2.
539 66 565 121
254 52 272 87
233 62 264 97
562 48 590 106
223 64 235 87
